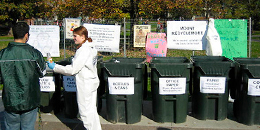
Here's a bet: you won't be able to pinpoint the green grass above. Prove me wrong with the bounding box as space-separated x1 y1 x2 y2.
251 41 260 58
0 36 13 40
252 31 260 35
1 32 260 94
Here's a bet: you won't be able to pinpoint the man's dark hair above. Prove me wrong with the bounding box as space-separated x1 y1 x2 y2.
12 22 29 39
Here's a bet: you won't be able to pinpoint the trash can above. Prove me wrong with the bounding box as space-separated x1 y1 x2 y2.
150 57 192 123
96 56 105 113
233 58 260 125
191 56 234 120
56 57 78 118
57 56 104 118
101 57 146 124
40 67 61 114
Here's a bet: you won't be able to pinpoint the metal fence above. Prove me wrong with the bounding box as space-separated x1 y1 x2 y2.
22 17 253 59
28 18 170 59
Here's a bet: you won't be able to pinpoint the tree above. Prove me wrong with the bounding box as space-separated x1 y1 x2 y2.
0 0 37 25
138 0 175 19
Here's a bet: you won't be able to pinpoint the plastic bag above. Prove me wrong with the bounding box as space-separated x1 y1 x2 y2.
206 18 222 56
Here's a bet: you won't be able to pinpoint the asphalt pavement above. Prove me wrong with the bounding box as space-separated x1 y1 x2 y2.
0 91 260 130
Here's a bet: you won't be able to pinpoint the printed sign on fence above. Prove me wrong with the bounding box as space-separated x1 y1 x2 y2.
159 78 186 95
40 76 55 92
63 76 77 92
83 23 121 53
200 77 226 93
145 32 167 62
65 18 81 39
134 25 151 47
27 25 60 57
108 77 134 95
248 79 260 96
167 21 207 50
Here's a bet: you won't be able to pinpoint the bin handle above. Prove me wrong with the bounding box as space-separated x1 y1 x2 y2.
164 96 177 101
206 94 221 98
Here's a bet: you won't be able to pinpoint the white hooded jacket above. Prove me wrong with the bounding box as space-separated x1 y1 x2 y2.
53 41 99 92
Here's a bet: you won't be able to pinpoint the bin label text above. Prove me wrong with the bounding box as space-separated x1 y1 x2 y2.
159 78 186 95
200 77 226 93
108 77 134 95
248 79 260 96
63 76 77 92
39 76 55 92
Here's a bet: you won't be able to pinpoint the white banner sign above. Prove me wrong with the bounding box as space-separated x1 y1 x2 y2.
27 25 60 57
134 25 151 47
63 76 77 92
200 77 226 94
83 23 120 53
159 78 186 95
248 79 260 96
108 77 134 95
167 21 207 50
65 18 81 39
39 76 55 92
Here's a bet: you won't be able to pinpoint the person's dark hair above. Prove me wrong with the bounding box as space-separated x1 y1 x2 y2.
73 26 92 43
12 22 29 39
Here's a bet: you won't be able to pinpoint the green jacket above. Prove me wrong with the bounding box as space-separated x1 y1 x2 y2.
0 42 46 113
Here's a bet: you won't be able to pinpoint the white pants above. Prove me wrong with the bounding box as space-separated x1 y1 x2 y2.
77 88 102 130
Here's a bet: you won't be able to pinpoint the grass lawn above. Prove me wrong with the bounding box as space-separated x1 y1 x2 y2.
0 32 260 94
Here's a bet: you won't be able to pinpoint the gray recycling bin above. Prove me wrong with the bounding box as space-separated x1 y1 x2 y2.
101 57 147 124
191 56 234 120
233 58 260 125
150 57 192 123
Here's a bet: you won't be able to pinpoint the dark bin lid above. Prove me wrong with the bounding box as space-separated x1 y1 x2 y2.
151 57 190 63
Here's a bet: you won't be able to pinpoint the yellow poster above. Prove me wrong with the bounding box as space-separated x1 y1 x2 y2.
134 25 151 47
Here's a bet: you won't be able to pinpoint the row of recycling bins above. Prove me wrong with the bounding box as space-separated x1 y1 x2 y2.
40 56 260 126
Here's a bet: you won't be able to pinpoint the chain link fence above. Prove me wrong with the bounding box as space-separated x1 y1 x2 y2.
17 17 253 59
24 18 171 59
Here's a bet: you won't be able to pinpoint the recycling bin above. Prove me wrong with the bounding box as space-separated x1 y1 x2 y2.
101 57 146 124
57 56 104 118
191 56 234 120
233 58 260 125
150 57 192 123
40 67 62 114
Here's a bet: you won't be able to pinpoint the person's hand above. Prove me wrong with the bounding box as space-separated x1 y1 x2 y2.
47 61 55 69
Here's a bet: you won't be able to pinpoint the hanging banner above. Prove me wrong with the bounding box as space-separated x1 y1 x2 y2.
205 18 222 56
145 32 167 62
167 21 207 50
39 76 55 92
108 77 134 95
159 78 186 95
248 79 260 96
27 25 60 57
200 77 226 94
214 19 247 60
64 18 81 39
83 23 121 53
63 76 77 92
134 25 151 47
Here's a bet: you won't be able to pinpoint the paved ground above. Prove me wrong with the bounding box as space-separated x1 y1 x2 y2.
0 37 260 129
0 91 259 130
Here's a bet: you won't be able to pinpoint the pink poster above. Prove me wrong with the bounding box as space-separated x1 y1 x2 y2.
146 33 167 62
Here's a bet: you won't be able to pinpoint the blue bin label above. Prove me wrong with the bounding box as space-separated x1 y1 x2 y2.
63 76 77 92
108 77 134 95
248 79 260 96
200 77 226 94
159 78 186 95
40 76 55 92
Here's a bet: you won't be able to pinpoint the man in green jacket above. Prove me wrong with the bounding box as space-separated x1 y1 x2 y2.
0 22 46 130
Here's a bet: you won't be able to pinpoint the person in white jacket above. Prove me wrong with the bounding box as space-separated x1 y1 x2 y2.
47 26 102 130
